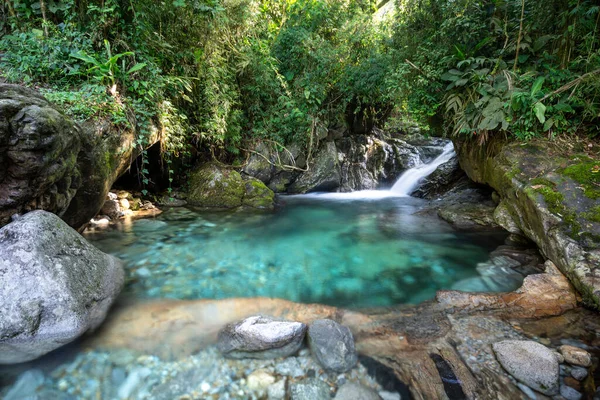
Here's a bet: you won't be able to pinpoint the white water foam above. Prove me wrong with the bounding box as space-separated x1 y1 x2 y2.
294 141 456 200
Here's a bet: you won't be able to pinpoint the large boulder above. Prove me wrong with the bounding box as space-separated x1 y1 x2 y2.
288 142 341 193
492 340 559 395
217 315 307 359
0 84 82 227
0 210 124 364
0 84 159 231
187 163 275 209
455 137 600 308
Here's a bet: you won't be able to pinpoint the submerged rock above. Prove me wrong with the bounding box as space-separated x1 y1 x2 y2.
290 378 330 400
492 340 559 395
217 315 307 359
334 382 382 400
559 345 592 367
187 163 274 209
0 210 124 364
308 319 358 373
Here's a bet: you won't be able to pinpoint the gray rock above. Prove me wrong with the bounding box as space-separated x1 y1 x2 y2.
559 345 592 367
492 340 559 395
290 378 330 400
493 200 523 235
3 369 45 400
275 357 305 378
288 142 341 193
308 319 358 373
412 156 464 199
379 391 401 400
101 199 122 219
268 379 287 400
0 211 124 364
187 163 274 209
560 385 583 400
217 315 307 359
334 382 382 400
570 367 588 381
516 383 538 400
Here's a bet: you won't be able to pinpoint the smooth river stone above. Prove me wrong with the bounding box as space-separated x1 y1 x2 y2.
492 340 559 395
308 319 358 373
217 315 307 359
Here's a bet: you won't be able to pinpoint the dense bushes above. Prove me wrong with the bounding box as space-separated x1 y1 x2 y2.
0 0 396 159
1 0 598 165
390 0 600 140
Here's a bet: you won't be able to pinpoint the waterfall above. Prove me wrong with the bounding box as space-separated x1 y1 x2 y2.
390 142 456 196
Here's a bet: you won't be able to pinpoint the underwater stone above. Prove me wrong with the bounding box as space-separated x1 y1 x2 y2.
559 345 592 367
334 382 382 400
290 378 330 400
308 319 358 373
492 340 559 395
217 315 307 359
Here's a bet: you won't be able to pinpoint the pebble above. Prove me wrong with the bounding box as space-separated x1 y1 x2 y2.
379 391 402 400
559 345 592 367
247 369 276 392
4 370 45 400
517 383 538 400
570 367 588 381
267 379 287 400
275 357 305 378
560 384 583 400
290 378 330 400
334 382 381 400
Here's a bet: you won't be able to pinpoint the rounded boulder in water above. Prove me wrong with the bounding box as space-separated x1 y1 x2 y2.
217 315 307 359
308 319 358 373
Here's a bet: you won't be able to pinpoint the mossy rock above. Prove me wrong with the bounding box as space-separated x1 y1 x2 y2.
454 136 600 309
188 163 275 209
242 176 275 209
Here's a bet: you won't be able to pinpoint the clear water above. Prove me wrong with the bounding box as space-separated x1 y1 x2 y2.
83 196 507 308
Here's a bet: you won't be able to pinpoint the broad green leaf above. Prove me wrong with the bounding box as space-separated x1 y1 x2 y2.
534 102 546 124
127 63 147 74
531 77 544 96
543 118 554 132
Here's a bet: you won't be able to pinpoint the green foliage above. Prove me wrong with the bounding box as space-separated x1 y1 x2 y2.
391 0 600 140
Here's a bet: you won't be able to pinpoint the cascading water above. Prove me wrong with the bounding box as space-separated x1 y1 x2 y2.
390 142 456 196
298 141 456 200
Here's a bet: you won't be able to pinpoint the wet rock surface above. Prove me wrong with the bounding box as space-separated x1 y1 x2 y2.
217 316 307 359
308 319 358 373
455 136 600 307
0 210 124 364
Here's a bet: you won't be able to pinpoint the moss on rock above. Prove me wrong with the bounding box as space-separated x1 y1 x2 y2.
187 163 274 209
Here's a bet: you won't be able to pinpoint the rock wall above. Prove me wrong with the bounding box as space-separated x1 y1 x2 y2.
243 132 424 194
0 85 82 226
454 137 600 307
0 84 157 230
